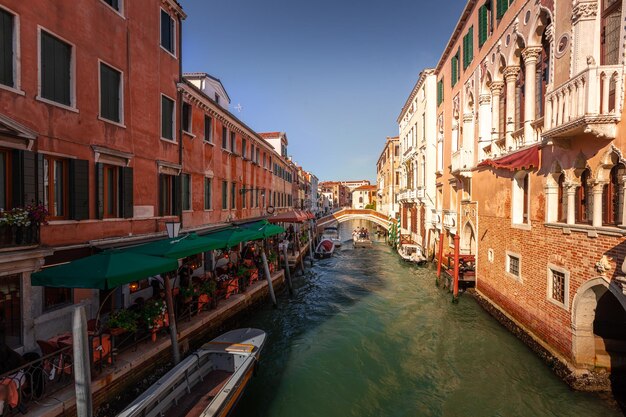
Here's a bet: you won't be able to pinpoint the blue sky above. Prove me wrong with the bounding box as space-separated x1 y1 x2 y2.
181 0 466 182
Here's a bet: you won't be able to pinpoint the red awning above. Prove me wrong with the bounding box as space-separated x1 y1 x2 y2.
477 144 540 171
268 210 307 223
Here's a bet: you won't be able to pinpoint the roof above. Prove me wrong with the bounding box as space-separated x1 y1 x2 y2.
396 69 435 123
258 132 281 138
162 0 187 19
182 72 231 102
434 1 477 74
353 185 377 191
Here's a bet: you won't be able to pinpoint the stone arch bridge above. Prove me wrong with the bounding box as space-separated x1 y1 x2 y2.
316 209 390 232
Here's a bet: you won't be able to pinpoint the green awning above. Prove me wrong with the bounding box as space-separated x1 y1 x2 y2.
204 227 261 248
241 220 285 239
31 250 179 290
127 233 223 259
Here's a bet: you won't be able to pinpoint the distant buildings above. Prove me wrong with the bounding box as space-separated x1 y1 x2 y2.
375 137 400 218
319 181 351 208
351 185 377 210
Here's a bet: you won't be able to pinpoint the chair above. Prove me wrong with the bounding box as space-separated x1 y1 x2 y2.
36 341 72 382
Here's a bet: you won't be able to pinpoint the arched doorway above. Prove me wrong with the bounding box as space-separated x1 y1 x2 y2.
572 278 626 368
460 222 476 255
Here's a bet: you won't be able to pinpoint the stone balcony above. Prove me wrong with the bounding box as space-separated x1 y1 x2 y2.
544 64 624 139
397 189 417 203
451 147 473 177
432 210 442 228
443 209 457 233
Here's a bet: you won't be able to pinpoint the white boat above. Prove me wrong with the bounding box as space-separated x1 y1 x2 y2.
117 328 266 417
321 226 342 247
352 229 372 248
399 244 427 265
315 238 335 258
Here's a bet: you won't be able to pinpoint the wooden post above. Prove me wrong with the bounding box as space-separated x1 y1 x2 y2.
426 229 431 260
308 230 314 267
282 244 293 295
453 233 460 303
436 231 444 284
72 306 93 417
299 248 306 275
261 249 277 306
163 274 181 365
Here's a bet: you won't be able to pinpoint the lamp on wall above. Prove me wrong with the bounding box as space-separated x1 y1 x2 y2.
166 222 181 239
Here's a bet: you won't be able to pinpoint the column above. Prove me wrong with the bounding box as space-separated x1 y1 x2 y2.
566 184 577 225
521 47 543 144
503 66 521 151
621 176 626 227
462 112 474 154
545 184 558 223
592 182 604 228
490 82 504 153
478 94 492 154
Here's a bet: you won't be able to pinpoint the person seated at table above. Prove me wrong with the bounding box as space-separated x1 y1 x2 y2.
225 261 237 277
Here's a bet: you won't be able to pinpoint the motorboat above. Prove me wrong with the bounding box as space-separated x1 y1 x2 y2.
117 328 266 417
398 244 427 265
321 226 342 247
352 228 372 248
315 239 335 258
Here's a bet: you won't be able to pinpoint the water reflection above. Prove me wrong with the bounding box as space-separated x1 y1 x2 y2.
232 220 620 417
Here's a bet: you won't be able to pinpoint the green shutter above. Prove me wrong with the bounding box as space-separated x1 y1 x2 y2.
100 63 121 122
463 27 474 69
479 5 488 47
451 56 458 87
161 96 174 139
437 79 444 106
497 0 508 20
69 159 89 220
204 177 212 210
41 32 71 106
121 167 133 218
0 9 14 87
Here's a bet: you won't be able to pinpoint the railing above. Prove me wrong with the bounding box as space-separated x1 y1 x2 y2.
544 64 624 138
451 148 473 174
511 127 524 150
0 224 40 249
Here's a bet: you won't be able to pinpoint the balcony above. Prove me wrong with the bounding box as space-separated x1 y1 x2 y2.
431 210 442 228
451 148 473 177
544 65 624 139
0 224 40 249
416 187 425 200
443 210 457 233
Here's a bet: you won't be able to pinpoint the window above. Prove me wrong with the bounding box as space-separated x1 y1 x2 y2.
557 173 567 222
231 182 236 209
550 269 565 304
204 177 212 210
43 156 68 219
182 102 192 133
463 27 474 69
221 181 228 210
102 0 121 11
451 51 459 87
159 174 176 216
160 9 175 54
100 62 122 123
222 127 228 149
497 0 509 20
0 8 15 88
182 173 191 211
601 0 622 65
103 165 119 218
204 116 212 142
0 274 21 348
40 30 72 106
512 172 529 225
242 138 247 158
576 169 591 224
256 148 260 164
603 164 625 225
214 93 220 104
437 79 444 106
44 287 72 311
161 95 175 140
478 3 490 47
506 253 520 278
0 148 10 210
230 132 236 154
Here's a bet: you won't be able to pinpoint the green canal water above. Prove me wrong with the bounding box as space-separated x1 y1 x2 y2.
232 220 622 417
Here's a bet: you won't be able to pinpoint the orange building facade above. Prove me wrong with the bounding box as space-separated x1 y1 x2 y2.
432 0 626 384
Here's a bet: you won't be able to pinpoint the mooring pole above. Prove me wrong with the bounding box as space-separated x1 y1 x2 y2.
299 248 306 275
436 231 444 285
308 230 314 267
261 249 277 306
282 244 294 295
453 233 460 303
72 306 93 417
163 274 181 365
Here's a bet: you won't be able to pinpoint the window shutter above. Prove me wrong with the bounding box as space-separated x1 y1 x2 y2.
451 56 458 86
160 10 173 53
204 116 212 142
100 64 120 122
172 175 181 216
95 162 104 219
0 9 14 87
469 27 474 65
69 159 89 220
158 174 165 216
497 0 507 19
41 32 71 106
121 167 133 218
479 5 488 47
161 96 174 140
12 150 36 207
37 153 44 205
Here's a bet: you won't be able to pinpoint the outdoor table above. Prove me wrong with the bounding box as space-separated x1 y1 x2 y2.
48 332 112 366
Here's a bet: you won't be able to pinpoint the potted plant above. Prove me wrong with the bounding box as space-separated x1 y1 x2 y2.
106 309 138 335
268 251 278 273
180 285 197 304
141 299 168 341
198 280 217 310
237 265 251 292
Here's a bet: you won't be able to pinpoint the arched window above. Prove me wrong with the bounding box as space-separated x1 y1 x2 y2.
603 164 625 225
536 29 551 118
576 169 591 224
557 173 566 223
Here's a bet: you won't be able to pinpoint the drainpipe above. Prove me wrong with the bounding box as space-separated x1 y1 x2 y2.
177 15 184 230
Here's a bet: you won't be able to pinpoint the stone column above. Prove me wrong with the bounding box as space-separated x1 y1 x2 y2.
545 183 558 223
621 176 626 227
451 121 459 153
503 66 521 151
522 47 543 144
490 82 504 153
566 184 577 225
592 182 604 227
462 112 474 153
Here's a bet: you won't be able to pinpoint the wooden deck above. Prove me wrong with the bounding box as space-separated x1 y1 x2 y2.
165 370 233 417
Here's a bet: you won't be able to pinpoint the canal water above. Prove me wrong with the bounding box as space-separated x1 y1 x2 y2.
232 220 621 417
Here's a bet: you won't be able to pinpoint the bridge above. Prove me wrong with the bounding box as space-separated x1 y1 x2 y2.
316 208 391 231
